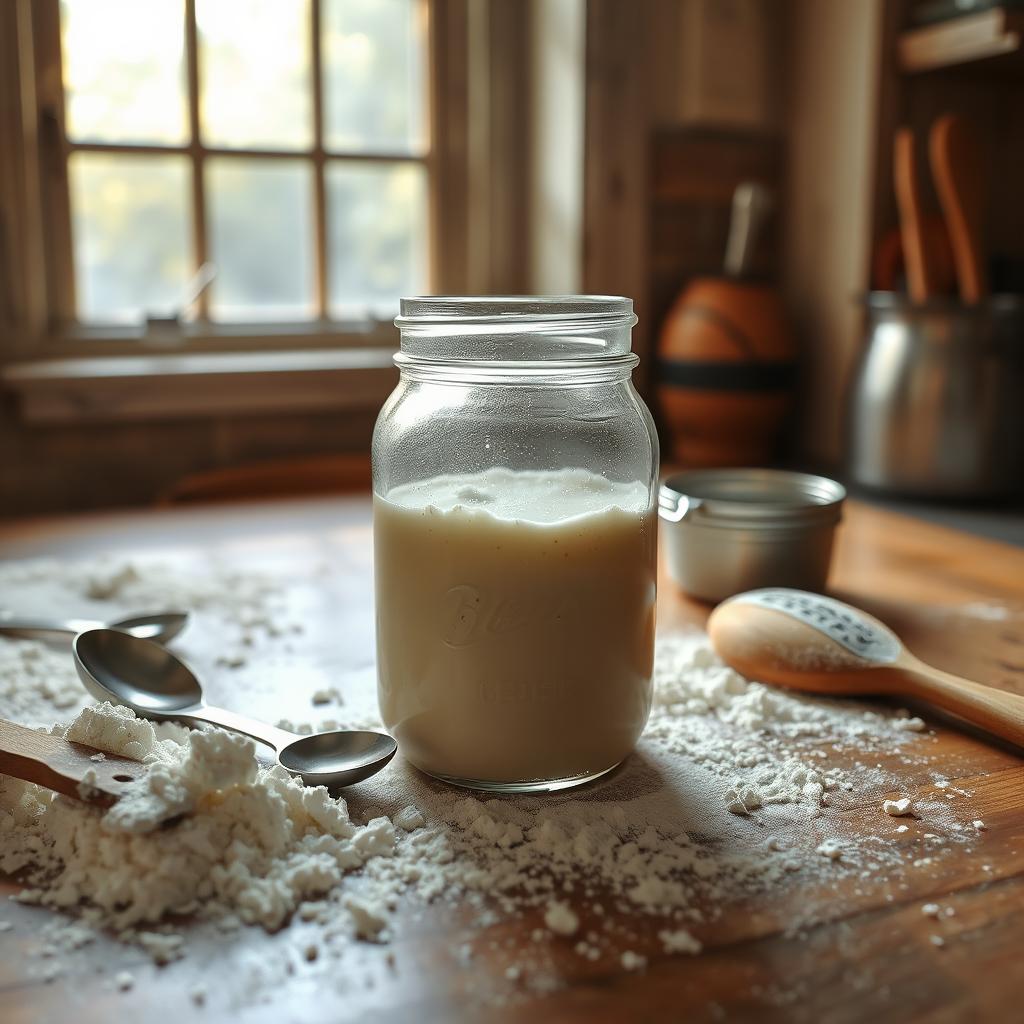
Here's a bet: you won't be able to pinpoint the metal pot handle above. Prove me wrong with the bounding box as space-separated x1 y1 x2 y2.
657 491 704 524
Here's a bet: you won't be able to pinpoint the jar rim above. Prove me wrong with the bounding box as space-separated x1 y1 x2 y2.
396 295 637 329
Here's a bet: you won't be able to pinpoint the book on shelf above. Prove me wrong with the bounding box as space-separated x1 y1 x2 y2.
899 6 1023 70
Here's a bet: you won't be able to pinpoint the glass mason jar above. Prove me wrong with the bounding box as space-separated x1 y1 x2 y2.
372 296 659 793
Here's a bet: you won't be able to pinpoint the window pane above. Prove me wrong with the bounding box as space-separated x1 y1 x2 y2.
61 0 187 145
322 0 426 155
326 161 426 317
69 153 192 324
197 0 312 151
206 159 314 321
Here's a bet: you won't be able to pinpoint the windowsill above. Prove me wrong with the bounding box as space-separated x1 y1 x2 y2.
2 348 398 423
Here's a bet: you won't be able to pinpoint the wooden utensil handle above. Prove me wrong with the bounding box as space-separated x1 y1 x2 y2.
930 114 988 304
899 661 1024 747
894 128 934 304
0 718 146 805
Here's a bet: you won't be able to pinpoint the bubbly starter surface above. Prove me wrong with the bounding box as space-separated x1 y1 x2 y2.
373 468 657 785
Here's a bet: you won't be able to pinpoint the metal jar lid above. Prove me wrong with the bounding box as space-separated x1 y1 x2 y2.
658 469 846 529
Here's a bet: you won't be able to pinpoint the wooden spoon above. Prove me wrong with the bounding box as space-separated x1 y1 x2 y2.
0 717 146 807
930 113 988 304
707 589 1024 747
893 127 936 304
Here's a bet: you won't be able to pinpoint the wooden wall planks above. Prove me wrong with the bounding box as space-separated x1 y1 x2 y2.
582 0 655 389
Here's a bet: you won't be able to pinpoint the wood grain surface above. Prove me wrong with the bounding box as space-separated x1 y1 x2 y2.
0 497 1022 1023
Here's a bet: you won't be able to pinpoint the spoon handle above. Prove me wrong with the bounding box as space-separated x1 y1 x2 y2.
0 616 101 641
179 704 297 755
0 717 146 806
900 657 1024 747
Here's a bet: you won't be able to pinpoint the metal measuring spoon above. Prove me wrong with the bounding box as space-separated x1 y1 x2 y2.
0 610 189 645
72 629 397 788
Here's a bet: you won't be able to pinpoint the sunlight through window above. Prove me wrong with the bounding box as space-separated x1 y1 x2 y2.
58 0 429 328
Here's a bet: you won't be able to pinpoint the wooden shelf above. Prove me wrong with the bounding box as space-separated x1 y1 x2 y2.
899 6 1024 72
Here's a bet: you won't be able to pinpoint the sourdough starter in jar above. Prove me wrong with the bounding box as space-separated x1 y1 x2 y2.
374 467 657 789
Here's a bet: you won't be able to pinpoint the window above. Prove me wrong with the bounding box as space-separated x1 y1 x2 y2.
42 0 430 335
1 0 525 423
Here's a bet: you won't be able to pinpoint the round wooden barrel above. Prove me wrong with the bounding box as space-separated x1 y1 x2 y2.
657 277 796 468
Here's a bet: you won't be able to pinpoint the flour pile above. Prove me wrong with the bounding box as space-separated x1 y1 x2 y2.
1 704 398 948
0 557 970 989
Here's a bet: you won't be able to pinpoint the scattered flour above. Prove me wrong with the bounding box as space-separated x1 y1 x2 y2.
312 687 343 706
0 556 293 687
884 798 915 817
0 558 277 622
0 557 989 1004
659 927 702 955
621 950 647 971
393 805 425 832
543 901 579 936
3 630 941 963
0 640 87 725
960 602 1011 621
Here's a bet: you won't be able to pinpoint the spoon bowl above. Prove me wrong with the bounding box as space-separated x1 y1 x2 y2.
279 731 397 788
707 588 903 695
110 611 190 644
708 588 1024 749
75 627 203 714
73 629 397 788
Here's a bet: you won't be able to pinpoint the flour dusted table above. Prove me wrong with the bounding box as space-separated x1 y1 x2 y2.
0 496 1022 1023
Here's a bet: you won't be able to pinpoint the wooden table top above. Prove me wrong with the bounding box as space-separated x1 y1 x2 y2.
0 496 1023 1023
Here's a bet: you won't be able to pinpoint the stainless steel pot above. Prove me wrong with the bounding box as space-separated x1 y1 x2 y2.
659 468 845 603
846 294 1024 498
